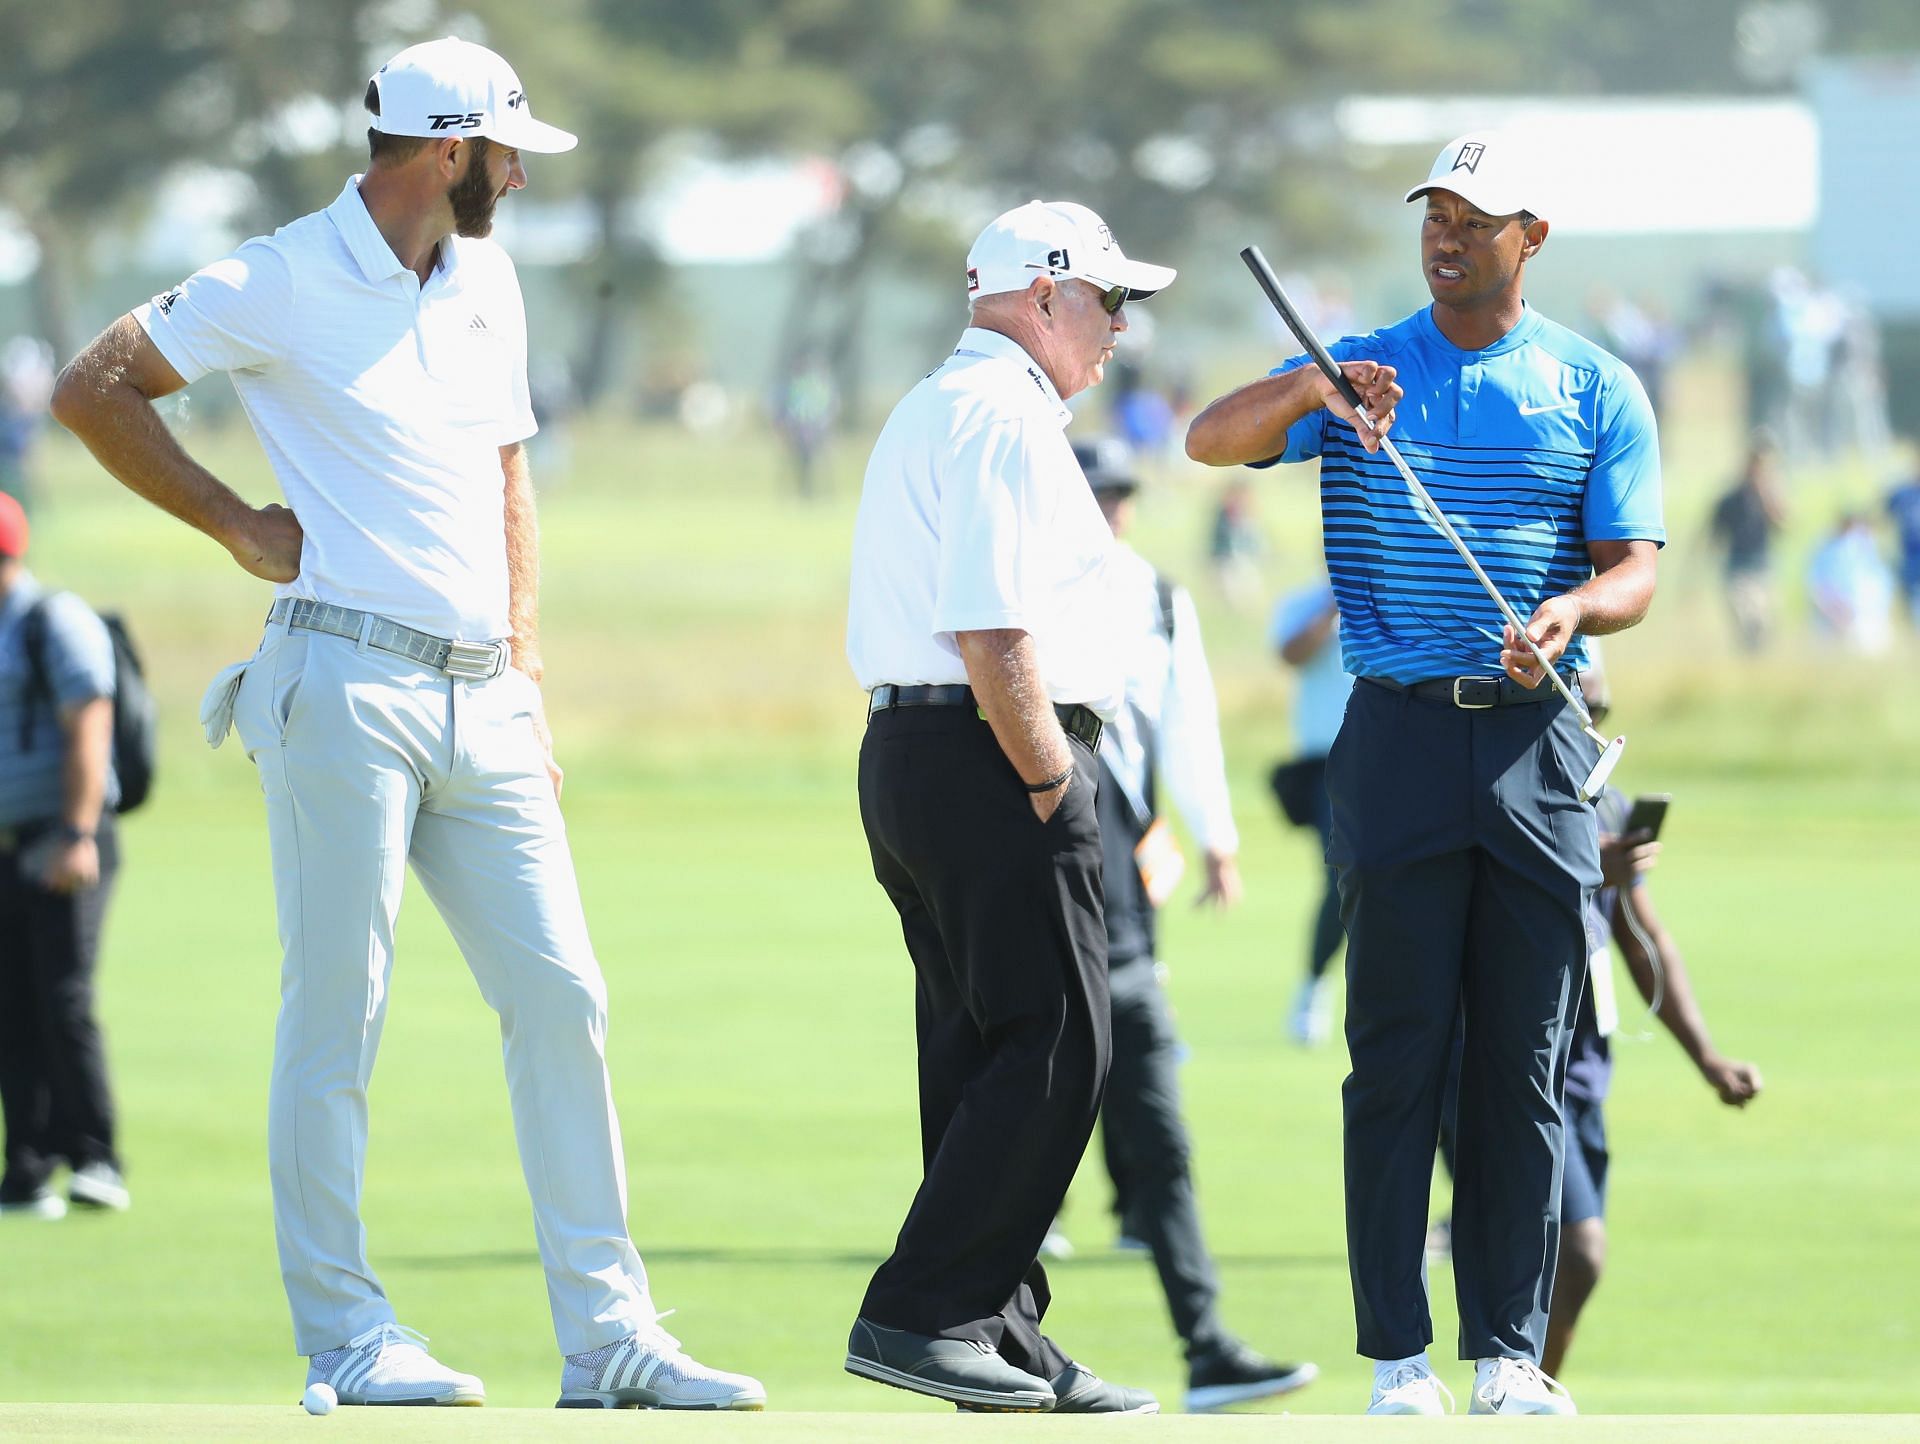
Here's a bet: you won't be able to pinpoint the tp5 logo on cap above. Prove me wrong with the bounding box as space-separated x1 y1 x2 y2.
369 36 578 154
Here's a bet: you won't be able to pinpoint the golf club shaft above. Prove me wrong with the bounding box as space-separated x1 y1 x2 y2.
1238 245 1599 736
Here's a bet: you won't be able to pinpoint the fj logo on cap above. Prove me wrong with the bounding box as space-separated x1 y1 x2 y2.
1452 142 1486 174
1046 248 1070 271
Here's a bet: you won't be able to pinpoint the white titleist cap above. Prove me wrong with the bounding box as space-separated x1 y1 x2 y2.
368 36 577 154
965 200 1176 303
1404 131 1540 218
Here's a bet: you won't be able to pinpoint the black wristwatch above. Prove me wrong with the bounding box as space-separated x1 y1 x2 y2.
58 824 96 844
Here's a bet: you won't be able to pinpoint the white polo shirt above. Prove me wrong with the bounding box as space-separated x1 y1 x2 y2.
846 327 1121 717
135 175 537 640
1099 545 1238 855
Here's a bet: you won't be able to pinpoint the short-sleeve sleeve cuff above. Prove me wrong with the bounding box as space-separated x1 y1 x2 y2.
132 301 211 387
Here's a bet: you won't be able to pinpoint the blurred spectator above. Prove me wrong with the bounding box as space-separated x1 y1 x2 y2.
773 353 838 499
1206 478 1264 612
0 491 128 1220
1108 362 1176 463
1832 290 1891 469
1707 431 1789 652
1268 579 1352 1046
1807 512 1895 654
1074 437 1318 1413
1588 291 1679 422
1885 463 1920 627
0 337 57 509
1770 267 1848 461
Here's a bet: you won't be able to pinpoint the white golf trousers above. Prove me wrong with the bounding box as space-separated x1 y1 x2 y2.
227 619 650 1357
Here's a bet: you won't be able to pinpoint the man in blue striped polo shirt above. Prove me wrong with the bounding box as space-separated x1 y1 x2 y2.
1188 131 1663 1416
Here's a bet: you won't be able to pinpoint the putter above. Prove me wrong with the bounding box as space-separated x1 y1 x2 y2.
1239 245 1625 800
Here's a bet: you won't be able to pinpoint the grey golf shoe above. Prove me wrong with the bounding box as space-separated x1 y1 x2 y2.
1034 1362 1159 1415
556 1321 765 1410
844 1318 1054 1411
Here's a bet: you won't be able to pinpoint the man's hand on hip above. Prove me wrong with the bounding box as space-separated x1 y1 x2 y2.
225 502 304 583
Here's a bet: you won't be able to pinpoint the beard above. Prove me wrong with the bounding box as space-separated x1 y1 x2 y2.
449 141 500 238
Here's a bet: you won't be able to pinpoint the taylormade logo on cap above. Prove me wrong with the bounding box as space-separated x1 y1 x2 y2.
1404 131 1540 218
965 200 1177 304
369 36 578 154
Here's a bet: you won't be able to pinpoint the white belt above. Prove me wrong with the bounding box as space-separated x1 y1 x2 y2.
268 598 509 681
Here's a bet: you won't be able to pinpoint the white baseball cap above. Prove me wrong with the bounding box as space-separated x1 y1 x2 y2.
1404 131 1540 218
368 37 577 154
965 200 1176 303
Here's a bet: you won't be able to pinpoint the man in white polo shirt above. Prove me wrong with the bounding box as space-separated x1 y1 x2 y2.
843 200 1171 1415
50 36 763 1412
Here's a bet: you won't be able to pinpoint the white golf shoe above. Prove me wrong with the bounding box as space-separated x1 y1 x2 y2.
1470 1356 1577 1415
557 1317 765 1410
1366 1354 1454 1415
306 1322 484 1406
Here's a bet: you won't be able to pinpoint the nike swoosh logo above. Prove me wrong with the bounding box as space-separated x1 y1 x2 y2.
1518 401 1578 417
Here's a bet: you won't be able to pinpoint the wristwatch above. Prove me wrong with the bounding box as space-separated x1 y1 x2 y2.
58 824 96 844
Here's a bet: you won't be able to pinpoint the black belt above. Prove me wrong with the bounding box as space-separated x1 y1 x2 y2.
1362 674 1570 709
867 683 1104 751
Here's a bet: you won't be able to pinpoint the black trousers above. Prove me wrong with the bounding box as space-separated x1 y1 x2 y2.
1306 766 1344 982
0 818 121 1195
1328 680 1596 1364
857 704 1111 1379
1100 952 1226 1356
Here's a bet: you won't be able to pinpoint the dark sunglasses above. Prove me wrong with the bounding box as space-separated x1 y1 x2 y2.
1026 263 1126 314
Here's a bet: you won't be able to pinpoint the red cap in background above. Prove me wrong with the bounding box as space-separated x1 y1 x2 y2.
0 492 27 558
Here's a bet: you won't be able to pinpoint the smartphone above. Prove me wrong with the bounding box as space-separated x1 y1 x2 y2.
1622 793 1671 840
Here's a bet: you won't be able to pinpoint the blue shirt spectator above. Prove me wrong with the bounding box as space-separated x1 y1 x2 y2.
0 574 119 827
1269 582 1354 758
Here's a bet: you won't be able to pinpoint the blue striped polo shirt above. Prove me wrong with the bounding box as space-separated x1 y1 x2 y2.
1258 305 1664 684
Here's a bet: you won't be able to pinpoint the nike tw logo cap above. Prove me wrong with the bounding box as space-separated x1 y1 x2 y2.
966 200 1176 303
1405 131 1543 219
368 36 578 154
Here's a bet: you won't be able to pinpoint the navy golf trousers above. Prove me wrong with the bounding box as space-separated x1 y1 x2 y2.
1329 678 1598 1364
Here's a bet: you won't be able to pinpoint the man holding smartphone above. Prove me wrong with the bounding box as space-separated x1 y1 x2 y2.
1533 665 1764 1376
1431 657 1765 1377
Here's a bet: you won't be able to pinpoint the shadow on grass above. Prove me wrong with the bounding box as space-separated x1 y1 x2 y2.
385 1246 1346 1271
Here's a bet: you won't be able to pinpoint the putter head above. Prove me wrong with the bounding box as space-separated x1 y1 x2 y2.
1580 733 1627 801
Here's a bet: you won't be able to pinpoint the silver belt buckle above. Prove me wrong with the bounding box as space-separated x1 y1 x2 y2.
1452 677 1497 710
443 640 503 681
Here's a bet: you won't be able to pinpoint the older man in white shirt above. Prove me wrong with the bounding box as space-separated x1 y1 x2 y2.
51 35 761 1413
844 200 1171 1415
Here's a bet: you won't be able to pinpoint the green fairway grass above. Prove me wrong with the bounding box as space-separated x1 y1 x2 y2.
3 1407 1919 1443
2 364 1916 1422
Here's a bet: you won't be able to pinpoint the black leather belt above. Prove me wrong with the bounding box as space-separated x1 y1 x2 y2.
867 683 1104 751
1362 674 1570 709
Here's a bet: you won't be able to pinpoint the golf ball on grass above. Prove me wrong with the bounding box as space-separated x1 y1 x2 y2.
303 1382 337 1415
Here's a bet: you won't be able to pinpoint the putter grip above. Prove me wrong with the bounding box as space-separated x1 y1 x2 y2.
1239 246 1365 412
